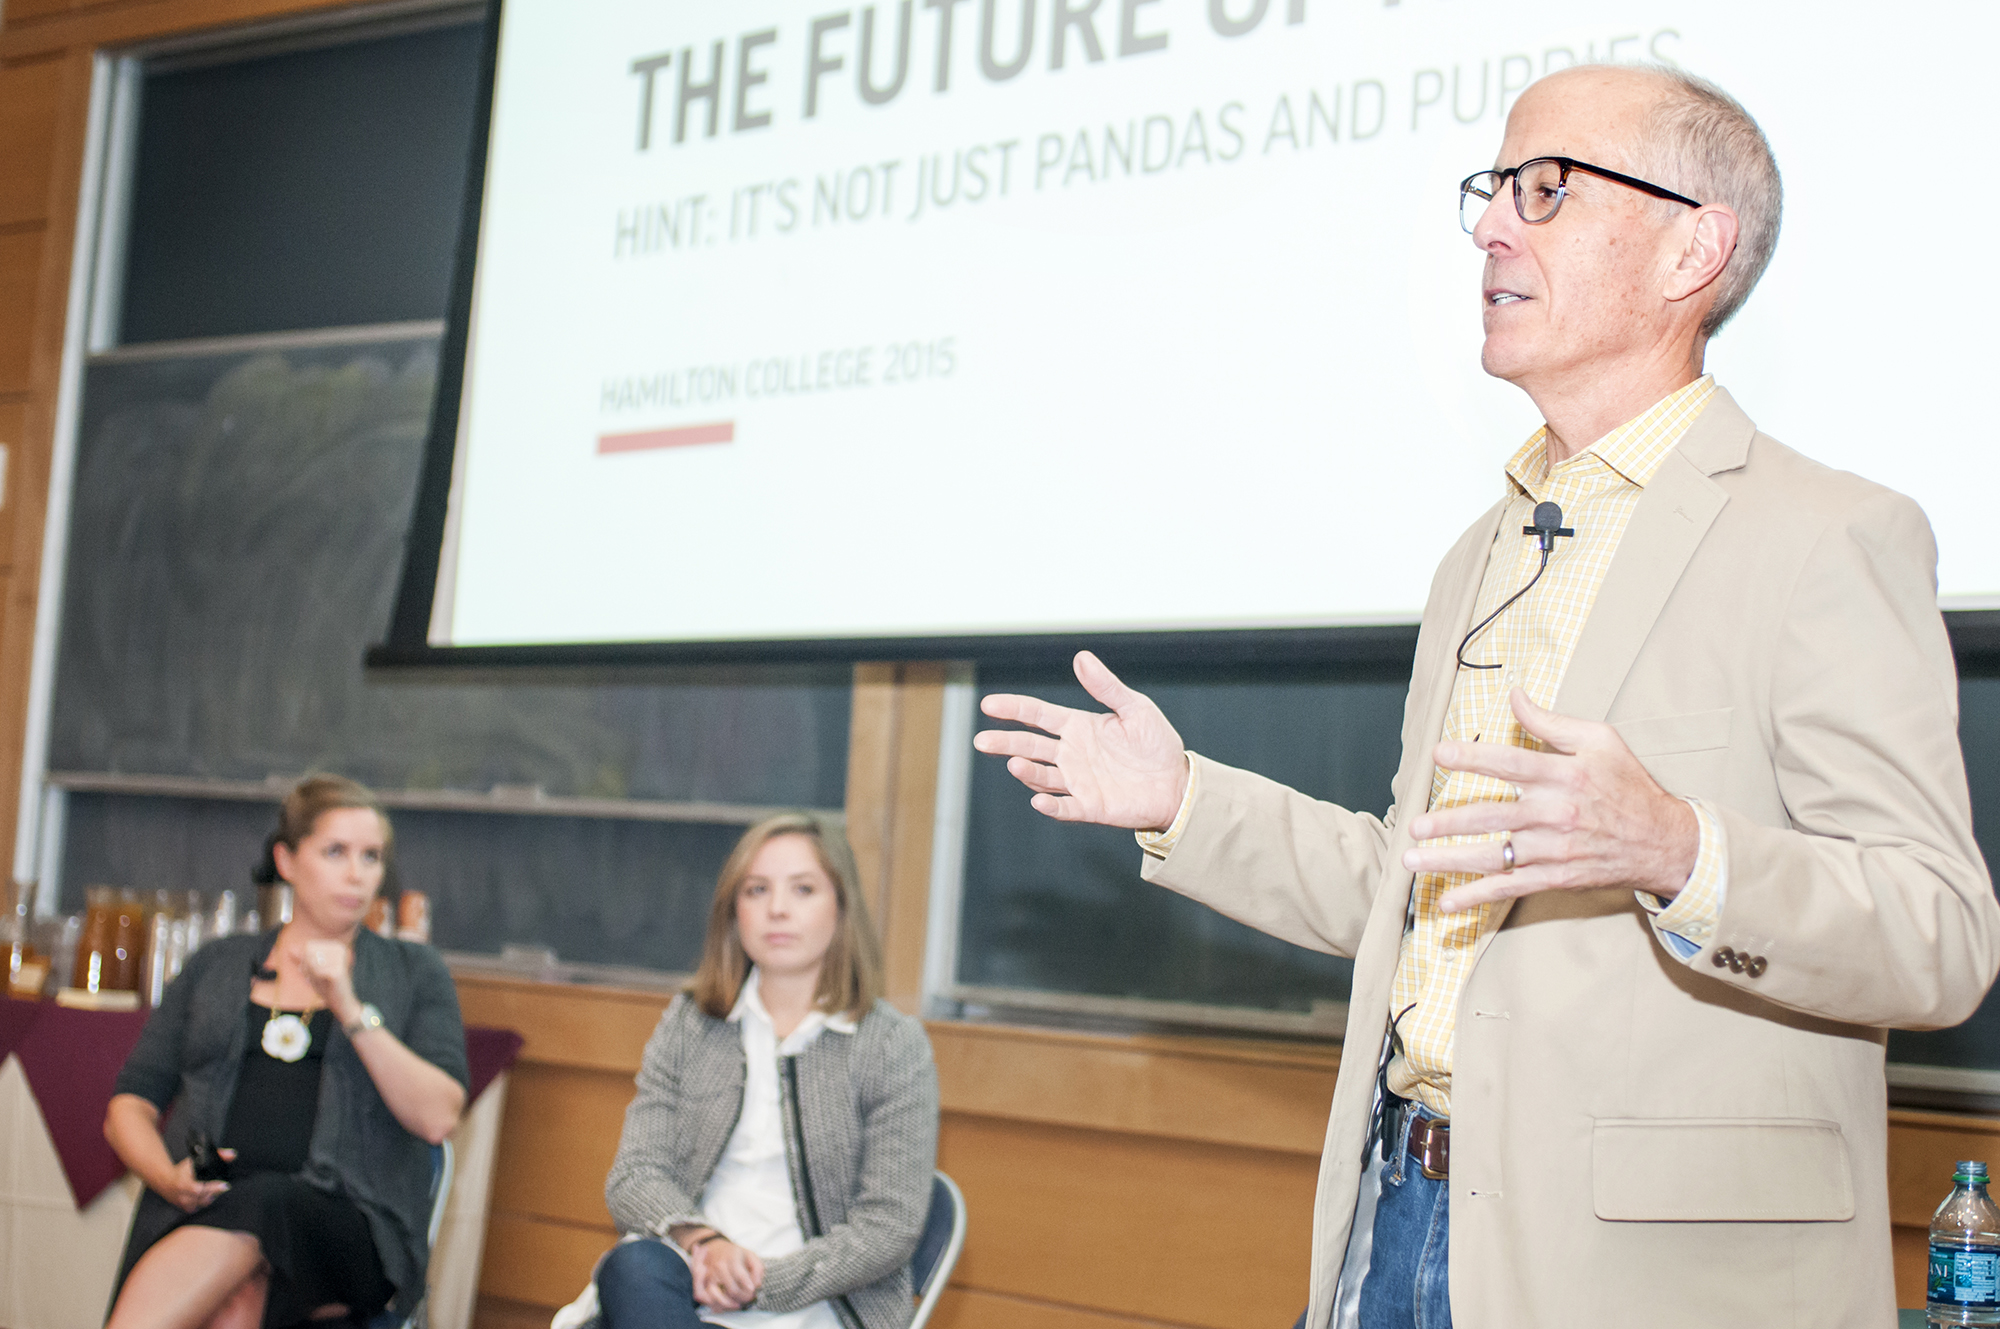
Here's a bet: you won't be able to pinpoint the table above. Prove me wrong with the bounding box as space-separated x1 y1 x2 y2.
0 997 520 1329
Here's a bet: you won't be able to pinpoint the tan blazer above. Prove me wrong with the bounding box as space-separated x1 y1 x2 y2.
1145 389 2000 1328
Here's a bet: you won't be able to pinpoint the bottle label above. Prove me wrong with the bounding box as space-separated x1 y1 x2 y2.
1930 1244 2000 1307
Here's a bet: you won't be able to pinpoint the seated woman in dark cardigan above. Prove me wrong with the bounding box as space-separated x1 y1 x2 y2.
103 775 468 1329
573 811 938 1329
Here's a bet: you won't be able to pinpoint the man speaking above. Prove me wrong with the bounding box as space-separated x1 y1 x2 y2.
973 64 2000 1328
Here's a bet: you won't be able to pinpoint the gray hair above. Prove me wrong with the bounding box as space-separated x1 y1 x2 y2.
1630 66 1783 337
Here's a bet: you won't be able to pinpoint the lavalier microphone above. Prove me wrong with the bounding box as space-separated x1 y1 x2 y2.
1525 500 1574 553
1456 501 1575 670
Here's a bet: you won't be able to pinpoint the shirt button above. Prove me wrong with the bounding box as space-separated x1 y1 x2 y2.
1712 946 1736 969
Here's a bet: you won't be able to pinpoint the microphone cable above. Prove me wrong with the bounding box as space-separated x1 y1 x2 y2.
1455 500 1574 671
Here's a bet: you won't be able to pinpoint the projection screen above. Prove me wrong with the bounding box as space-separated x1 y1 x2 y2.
408 0 2000 656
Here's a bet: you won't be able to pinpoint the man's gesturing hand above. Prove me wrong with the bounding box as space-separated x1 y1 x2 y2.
973 652 1188 830
1403 688 1699 913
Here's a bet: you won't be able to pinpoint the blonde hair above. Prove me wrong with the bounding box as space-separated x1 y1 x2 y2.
686 812 883 1021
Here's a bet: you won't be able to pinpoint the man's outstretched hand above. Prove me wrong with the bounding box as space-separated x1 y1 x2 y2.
973 652 1189 829
1404 688 1700 912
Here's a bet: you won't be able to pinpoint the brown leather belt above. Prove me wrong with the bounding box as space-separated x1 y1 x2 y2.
1406 1111 1450 1180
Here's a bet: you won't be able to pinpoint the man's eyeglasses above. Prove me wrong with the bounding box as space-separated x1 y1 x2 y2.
1459 156 1702 234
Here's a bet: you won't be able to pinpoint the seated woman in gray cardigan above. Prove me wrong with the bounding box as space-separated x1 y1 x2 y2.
585 811 939 1329
103 775 467 1329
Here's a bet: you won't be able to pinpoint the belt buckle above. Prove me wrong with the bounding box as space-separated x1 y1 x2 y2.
1413 1118 1450 1181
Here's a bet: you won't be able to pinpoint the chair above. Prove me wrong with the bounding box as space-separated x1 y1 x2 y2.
367 1140 453 1329
909 1171 967 1329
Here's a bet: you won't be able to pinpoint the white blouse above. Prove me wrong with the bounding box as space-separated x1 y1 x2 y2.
695 969 855 1329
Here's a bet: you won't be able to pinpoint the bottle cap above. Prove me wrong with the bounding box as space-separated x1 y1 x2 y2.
1956 1160 1988 1183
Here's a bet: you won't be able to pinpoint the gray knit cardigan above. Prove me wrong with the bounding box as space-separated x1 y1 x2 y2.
603 993 939 1329
112 928 469 1316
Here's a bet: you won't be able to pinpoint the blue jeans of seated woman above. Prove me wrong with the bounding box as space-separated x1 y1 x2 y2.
597 1239 708 1329
1356 1102 1452 1329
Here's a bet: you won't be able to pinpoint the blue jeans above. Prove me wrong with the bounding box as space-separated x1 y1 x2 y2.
1288 1107 1453 1329
1356 1103 1453 1329
596 1239 707 1329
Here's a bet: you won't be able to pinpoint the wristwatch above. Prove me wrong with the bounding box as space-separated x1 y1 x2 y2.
343 1002 385 1038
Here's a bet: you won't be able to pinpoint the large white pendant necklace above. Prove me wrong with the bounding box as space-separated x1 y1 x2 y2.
262 1007 313 1062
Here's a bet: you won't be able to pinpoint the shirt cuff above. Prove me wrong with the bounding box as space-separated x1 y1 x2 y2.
1634 797 1727 961
1136 753 1200 860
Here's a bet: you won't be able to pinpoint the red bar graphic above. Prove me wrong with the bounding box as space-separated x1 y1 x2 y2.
597 421 735 454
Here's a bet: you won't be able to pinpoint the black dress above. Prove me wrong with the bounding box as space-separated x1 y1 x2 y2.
173 1005 395 1327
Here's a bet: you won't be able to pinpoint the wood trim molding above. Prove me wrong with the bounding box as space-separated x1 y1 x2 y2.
882 662 945 1012
0 45 91 874
0 0 386 59
844 662 947 1015
844 661 900 926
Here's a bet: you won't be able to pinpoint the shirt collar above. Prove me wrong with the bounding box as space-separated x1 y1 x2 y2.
1505 375 1718 497
727 967 859 1038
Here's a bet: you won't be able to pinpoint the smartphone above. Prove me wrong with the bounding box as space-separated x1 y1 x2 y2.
188 1129 231 1182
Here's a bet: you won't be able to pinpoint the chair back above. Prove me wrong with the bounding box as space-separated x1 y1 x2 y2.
909 1172 967 1329
427 1140 454 1246
366 1141 454 1329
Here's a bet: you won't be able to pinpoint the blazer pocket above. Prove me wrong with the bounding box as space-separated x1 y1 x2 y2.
1592 1117 1853 1222
1612 706 1733 756
1613 707 1733 800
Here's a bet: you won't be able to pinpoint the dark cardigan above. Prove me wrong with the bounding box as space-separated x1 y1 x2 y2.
112 928 468 1314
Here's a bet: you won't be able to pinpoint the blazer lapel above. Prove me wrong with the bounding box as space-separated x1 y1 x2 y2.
1552 388 1754 723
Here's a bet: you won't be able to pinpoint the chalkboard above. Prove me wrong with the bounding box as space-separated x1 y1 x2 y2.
1886 675 2000 1082
121 18 484 343
48 335 850 969
962 663 2000 1075
961 664 1407 1018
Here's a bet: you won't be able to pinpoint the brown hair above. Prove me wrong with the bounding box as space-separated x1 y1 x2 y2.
687 812 883 1021
252 774 393 885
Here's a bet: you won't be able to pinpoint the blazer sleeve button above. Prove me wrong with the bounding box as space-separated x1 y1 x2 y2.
1712 946 1736 969
1746 956 1767 977
1728 952 1746 973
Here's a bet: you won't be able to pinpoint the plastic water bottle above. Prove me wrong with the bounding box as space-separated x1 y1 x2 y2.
1930 1160 2000 1327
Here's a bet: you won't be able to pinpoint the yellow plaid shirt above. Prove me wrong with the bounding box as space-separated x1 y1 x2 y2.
1142 376 1728 1118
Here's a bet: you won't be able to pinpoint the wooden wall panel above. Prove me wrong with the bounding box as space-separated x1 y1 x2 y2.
0 0 80 27
0 228 44 395
455 974 666 1073
934 1021 1337 1155
0 56 63 227
478 1211 610 1310
931 1286 1207 1329
483 1061 630 1230
0 400 24 568
453 973 1331 1323
938 1113 1315 1329
1887 1108 2000 1227
1886 1109 2000 1308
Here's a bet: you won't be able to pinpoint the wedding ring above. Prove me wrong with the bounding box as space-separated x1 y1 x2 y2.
1501 834 1516 872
